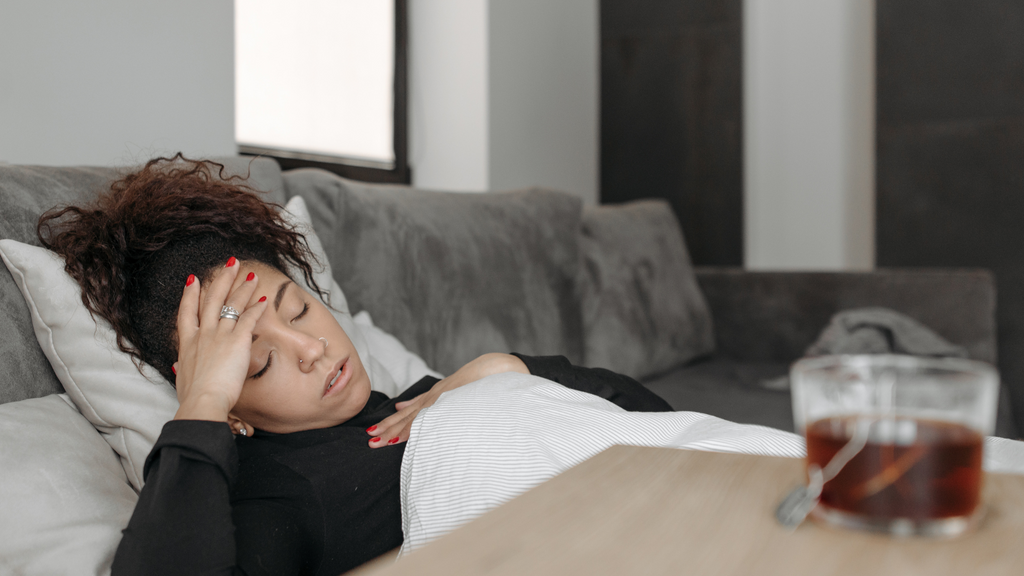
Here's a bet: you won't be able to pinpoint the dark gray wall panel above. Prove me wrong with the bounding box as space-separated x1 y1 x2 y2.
877 0 1024 434
601 0 742 266
878 2 1024 125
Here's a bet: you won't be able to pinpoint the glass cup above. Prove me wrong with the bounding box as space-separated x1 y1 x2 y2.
791 354 999 537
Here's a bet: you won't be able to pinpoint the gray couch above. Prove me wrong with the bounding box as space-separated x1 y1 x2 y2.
673 268 1014 437
0 157 1018 439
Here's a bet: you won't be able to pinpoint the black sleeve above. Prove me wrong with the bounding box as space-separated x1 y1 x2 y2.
511 353 673 412
111 421 311 576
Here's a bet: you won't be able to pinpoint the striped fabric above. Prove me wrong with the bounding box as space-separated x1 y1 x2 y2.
398 373 1024 555
398 373 805 554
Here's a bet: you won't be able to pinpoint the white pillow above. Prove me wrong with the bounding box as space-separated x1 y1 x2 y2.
0 240 177 491
0 394 137 576
0 195 437 491
354 309 442 395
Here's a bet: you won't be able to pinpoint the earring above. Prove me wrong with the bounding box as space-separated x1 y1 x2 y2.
238 427 247 437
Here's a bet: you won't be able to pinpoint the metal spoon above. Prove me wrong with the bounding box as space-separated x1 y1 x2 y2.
775 418 871 529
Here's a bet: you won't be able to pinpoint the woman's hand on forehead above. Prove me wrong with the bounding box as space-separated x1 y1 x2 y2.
171 257 270 426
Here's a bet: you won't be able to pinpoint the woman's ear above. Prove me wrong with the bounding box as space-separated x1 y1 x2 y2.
227 414 252 438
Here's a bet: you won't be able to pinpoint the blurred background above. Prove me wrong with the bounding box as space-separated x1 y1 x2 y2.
1 0 1021 420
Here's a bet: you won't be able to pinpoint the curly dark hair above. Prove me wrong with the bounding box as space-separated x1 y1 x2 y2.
38 154 326 384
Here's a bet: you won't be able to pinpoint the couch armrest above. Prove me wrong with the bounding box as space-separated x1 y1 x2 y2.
695 267 997 364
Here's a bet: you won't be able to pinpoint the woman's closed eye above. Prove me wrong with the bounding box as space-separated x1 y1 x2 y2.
250 301 309 380
292 302 310 323
252 351 273 380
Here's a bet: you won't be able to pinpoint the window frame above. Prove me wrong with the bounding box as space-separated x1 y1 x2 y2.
239 0 410 184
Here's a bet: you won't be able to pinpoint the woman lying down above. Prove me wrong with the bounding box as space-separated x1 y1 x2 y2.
39 157 803 575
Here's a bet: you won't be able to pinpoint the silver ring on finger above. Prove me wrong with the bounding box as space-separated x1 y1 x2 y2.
220 305 241 321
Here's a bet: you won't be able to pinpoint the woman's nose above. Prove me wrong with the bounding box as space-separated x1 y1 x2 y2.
295 333 326 371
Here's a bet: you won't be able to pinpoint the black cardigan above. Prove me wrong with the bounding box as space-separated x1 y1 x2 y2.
111 355 671 575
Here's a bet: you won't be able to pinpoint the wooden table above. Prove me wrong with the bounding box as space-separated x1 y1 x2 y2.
350 445 1024 575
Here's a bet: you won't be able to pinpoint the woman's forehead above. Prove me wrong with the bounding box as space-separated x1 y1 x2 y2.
199 260 292 302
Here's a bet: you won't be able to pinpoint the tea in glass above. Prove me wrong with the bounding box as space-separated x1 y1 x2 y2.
791 355 998 537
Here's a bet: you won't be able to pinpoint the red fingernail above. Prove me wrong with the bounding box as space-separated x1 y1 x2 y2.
246 272 255 281
226 256 236 267
171 366 176 375
388 437 400 445
258 296 267 303
370 437 381 443
186 274 195 287
366 425 377 433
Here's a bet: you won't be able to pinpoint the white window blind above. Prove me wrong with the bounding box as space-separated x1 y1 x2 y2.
235 0 395 166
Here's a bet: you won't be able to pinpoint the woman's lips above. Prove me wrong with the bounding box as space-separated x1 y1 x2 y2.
323 357 352 398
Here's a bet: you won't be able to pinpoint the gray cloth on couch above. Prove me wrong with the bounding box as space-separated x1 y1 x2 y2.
282 169 585 376
580 200 715 380
804 307 969 358
761 306 970 392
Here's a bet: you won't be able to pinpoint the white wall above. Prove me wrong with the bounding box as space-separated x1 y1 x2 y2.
408 0 490 191
409 0 599 204
2 0 597 199
744 0 875 270
0 0 235 166
488 0 598 204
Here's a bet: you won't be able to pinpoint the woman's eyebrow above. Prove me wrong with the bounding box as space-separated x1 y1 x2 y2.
274 280 292 311
252 280 294 344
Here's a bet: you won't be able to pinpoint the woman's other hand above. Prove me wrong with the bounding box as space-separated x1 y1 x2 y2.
366 353 528 448
172 257 269 423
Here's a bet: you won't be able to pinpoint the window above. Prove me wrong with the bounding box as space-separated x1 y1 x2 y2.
235 0 409 183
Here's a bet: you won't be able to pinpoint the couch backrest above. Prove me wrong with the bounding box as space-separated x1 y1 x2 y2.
0 165 119 403
282 168 586 376
579 200 715 380
2 156 715 405
0 157 285 405
696 268 998 364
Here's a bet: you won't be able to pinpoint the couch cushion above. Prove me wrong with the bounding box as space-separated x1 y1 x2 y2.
0 164 118 404
0 157 284 405
0 394 137 575
283 169 585 375
580 199 715 380
642 356 794 433
216 155 288 206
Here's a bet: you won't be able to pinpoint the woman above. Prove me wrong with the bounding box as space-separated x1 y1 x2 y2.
39 156 671 575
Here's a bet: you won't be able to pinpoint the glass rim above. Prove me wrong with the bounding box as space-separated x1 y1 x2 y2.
792 354 997 379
